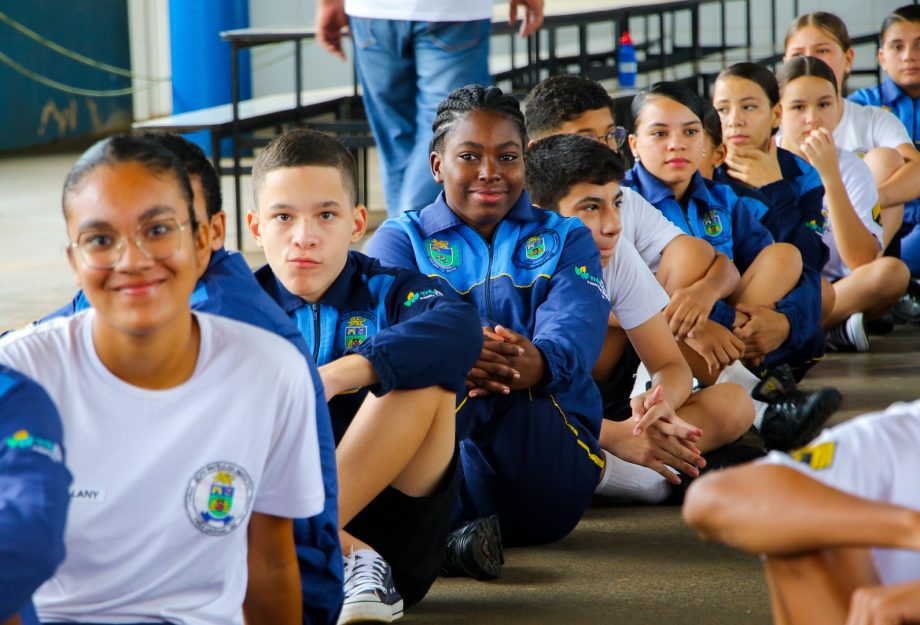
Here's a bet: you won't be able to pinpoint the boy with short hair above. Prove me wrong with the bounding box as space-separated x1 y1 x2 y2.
248 128 482 625
524 75 838 453
36 132 344 625
526 133 755 495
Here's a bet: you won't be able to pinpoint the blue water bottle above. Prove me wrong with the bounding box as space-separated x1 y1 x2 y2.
617 31 637 89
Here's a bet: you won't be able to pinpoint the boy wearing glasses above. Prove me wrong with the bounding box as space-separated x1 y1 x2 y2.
36 133 344 625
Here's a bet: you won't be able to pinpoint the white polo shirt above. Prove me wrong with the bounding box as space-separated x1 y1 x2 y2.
603 237 670 330
345 0 494 21
834 99 912 156
619 186 686 274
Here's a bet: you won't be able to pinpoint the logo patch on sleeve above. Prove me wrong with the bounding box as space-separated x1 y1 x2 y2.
425 238 461 272
574 265 609 300
789 441 836 470
512 229 560 269
403 288 443 307
4 429 63 463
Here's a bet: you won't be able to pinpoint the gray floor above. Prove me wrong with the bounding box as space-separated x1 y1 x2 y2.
2 151 918 624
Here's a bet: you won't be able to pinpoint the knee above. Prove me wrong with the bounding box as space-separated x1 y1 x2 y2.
659 235 716 289
862 147 904 185
761 242 803 277
868 257 910 297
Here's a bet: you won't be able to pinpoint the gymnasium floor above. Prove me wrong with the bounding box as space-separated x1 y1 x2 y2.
2 150 918 625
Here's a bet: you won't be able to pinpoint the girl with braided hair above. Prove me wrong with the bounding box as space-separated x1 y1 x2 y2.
369 84 703 560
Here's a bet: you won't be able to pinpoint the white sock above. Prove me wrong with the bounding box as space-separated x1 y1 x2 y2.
594 450 671 504
716 361 768 429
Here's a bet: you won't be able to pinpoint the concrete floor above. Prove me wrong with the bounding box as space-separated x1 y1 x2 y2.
2 150 919 624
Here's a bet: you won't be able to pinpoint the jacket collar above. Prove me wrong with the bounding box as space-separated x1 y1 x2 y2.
630 162 709 206
256 253 365 314
881 77 910 103
417 190 539 238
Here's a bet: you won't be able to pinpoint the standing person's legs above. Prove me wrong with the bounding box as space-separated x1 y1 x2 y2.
398 19 494 214
349 18 418 216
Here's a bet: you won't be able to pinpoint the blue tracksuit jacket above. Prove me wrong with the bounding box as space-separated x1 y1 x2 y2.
625 164 822 361
254 251 482 435
0 366 71 625
366 190 610 436
37 247 343 625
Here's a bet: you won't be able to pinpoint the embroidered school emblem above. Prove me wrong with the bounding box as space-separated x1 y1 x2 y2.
790 441 836 471
342 314 376 349
872 202 882 226
4 429 63 462
426 238 461 272
513 229 560 269
186 462 253 536
702 211 723 237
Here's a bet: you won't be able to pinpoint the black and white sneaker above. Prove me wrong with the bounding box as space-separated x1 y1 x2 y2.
825 312 869 353
338 549 404 624
753 371 842 452
890 288 920 325
441 515 504 580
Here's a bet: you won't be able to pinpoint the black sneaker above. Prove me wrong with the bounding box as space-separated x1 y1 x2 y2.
890 291 920 325
866 312 895 335
825 313 869 352
441 515 504 580
753 373 842 452
338 549 404 624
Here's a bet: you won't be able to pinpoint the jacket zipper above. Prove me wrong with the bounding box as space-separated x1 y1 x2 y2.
311 303 321 363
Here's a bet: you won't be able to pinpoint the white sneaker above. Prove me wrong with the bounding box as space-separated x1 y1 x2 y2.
337 549 404 625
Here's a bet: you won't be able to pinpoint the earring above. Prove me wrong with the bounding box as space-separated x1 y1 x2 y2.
701 149 707 158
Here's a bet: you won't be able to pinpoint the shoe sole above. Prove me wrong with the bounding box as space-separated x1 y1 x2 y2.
442 515 504 580
338 597 404 624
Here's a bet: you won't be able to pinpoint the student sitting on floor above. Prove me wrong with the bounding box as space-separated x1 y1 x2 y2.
684 398 920 625
523 74 835 452
850 4 920 319
36 132 344 625
776 56 910 352
624 81 840 451
248 128 482 625
784 11 920 258
0 366 70 625
526 133 755 499
0 135 324 624
368 85 616 550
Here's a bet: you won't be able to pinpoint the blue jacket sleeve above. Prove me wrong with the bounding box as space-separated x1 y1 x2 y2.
36 291 90 325
773 264 823 351
758 180 829 272
353 268 483 395
531 226 609 393
0 373 71 621
730 199 775 272
366 225 418 270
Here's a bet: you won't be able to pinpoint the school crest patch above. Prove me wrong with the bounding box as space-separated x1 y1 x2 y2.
789 441 836 471
702 211 723 237
186 462 253 536
342 312 377 349
426 238 461 272
513 229 560 269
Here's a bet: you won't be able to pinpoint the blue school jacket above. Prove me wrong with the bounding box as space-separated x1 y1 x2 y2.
366 191 610 434
714 147 829 272
255 251 482 437
37 247 344 625
0 366 71 625
850 78 920 223
625 164 821 352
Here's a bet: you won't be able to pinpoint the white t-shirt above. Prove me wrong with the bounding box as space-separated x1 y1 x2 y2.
822 148 883 280
0 311 324 625
834 99 912 156
620 186 685 274
603 237 670 330
763 400 920 585
345 0 493 21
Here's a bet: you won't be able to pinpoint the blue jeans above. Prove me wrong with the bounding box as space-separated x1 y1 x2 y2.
350 17 492 216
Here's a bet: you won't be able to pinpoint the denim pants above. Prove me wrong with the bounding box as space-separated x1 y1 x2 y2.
350 17 492 216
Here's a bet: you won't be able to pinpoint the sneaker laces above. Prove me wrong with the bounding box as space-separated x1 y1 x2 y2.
344 550 391 598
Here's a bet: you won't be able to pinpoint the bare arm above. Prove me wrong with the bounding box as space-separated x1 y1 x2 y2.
628 313 693 414
315 0 349 60
877 143 920 208
244 513 302 625
683 463 920 557
319 353 379 399
508 0 544 37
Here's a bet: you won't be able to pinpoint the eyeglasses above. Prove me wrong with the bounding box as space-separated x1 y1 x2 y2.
583 127 628 149
69 218 190 269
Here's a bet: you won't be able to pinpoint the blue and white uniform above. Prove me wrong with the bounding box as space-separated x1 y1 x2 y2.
38 247 343 625
368 191 610 547
851 78 920 276
626 163 824 375
0 366 70 625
